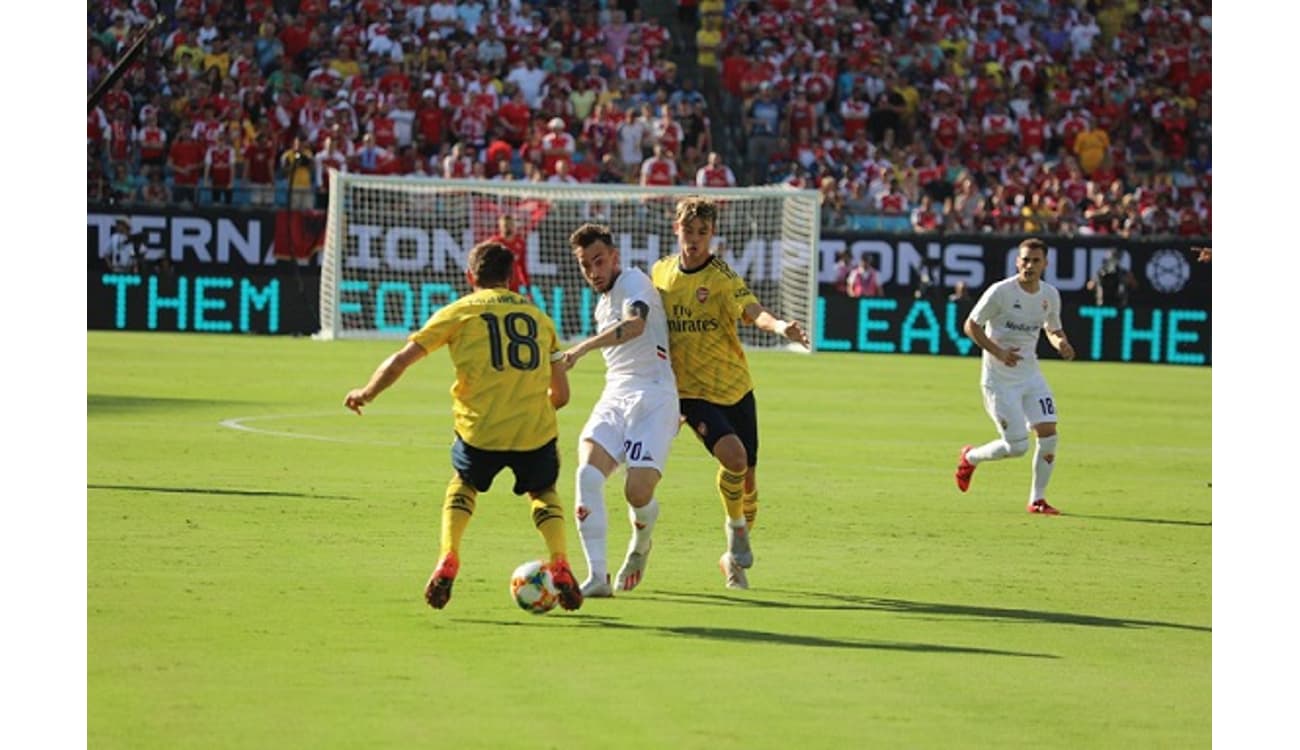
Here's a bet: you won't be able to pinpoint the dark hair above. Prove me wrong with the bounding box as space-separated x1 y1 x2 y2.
569 222 614 252
1019 238 1048 256
467 241 514 286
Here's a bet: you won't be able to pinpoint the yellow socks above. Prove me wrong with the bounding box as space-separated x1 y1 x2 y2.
718 467 745 522
742 489 759 530
530 489 569 562
440 475 477 559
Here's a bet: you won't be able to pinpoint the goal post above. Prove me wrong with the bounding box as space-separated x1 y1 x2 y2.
317 172 822 350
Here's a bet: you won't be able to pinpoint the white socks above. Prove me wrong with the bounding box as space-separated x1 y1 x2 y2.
1031 434 1059 501
575 463 608 582
628 498 659 554
968 436 1030 463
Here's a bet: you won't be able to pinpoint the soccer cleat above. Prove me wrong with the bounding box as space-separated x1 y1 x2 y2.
955 445 976 492
1027 498 1061 515
726 522 753 568
614 545 651 592
547 559 584 611
719 552 749 590
581 573 613 598
424 553 459 609
743 497 758 531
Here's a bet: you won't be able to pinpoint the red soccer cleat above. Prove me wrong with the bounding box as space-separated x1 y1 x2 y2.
424 553 459 609
955 445 976 492
547 559 584 611
1027 499 1061 515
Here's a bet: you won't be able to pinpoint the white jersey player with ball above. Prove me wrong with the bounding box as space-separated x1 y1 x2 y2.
560 224 679 597
955 238 1076 515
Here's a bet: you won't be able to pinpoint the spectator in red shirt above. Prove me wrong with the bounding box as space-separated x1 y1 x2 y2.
487 214 530 293
541 117 576 176
414 89 446 157
911 195 941 233
496 88 532 147
242 130 277 206
204 130 238 204
167 129 206 205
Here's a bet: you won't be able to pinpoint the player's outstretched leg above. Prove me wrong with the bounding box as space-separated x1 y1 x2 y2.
718 552 748 590
954 445 976 492
424 552 459 609
548 558 584 610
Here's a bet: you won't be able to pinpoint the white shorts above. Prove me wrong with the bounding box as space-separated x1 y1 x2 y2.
578 387 679 474
981 373 1058 442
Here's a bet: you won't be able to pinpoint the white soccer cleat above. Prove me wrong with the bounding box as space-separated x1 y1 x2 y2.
615 546 651 592
725 522 753 568
580 574 613 598
719 553 749 590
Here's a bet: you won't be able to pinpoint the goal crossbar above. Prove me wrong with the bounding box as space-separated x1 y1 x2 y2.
318 171 821 351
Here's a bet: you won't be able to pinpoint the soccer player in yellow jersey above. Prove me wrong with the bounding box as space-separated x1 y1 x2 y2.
651 196 811 589
343 241 583 611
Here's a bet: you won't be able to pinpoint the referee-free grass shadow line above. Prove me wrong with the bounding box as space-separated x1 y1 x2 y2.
452 617 1056 659
87 394 256 413
87 483 358 501
1064 512 1211 528
650 590 1211 634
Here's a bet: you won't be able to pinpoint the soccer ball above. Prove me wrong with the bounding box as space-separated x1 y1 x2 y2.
510 560 559 614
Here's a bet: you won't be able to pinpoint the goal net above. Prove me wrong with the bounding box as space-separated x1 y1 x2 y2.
318 173 821 350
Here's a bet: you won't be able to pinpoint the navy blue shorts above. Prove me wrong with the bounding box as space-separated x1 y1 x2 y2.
451 435 560 495
680 391 758 467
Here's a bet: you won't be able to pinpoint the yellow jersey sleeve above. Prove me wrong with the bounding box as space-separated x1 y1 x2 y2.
410 288 560 451
652 255 758 405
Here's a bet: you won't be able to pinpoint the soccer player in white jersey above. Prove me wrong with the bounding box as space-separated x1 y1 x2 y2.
955 238 1076 515
560 223 679 597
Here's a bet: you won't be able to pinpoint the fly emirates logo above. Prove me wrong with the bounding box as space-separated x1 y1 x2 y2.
668 303 721 333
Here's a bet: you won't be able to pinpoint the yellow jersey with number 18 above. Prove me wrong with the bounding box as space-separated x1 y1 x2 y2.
651 254 758 405
410 288 560 451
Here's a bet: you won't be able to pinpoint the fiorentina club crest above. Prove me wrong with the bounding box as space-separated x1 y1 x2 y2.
696 286 709 303
1041 299 1049 311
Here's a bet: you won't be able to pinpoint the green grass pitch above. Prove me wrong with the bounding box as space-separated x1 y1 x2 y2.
87 331 1210 749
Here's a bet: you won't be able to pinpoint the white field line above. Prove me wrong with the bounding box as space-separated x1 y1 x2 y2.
218 412 423 447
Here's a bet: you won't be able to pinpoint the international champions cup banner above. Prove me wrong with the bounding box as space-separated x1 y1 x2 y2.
88 205 1210 364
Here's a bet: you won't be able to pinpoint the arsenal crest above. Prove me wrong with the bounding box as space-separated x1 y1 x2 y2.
696 286 709 303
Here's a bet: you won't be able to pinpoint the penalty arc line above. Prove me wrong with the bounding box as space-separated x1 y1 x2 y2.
218 412 428 447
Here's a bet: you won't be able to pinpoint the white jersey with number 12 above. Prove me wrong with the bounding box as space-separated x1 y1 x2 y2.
968 276 1063 388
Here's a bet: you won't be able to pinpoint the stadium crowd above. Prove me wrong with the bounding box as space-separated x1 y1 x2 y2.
87 0 1210 239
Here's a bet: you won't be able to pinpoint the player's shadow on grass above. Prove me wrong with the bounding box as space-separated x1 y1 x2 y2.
453 616 1055 659
647 591 1210 634
87 484 357 501
1064 512 1211 528
88 394 255 414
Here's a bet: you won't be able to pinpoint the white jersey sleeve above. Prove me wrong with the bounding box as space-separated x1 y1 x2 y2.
969 277 1062 387
595 267 677 395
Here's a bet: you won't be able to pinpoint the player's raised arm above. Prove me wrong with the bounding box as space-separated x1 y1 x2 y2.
742 301 810 349
549 355 571 409
562 300 650 367
343 341 428 414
